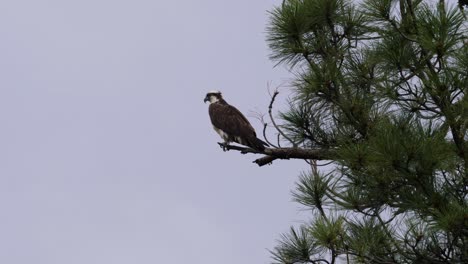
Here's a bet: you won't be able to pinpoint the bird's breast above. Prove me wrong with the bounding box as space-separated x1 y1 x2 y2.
213 126 229 141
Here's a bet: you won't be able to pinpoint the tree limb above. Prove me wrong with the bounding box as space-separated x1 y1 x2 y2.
217 143 334 166
268 88 296 146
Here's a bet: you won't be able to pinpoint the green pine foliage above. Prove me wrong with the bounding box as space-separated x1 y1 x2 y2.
266 0 467 263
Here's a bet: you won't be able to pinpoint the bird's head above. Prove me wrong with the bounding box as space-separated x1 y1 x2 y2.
204 90 222 104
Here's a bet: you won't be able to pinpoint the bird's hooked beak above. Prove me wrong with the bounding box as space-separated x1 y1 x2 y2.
204 95 209 103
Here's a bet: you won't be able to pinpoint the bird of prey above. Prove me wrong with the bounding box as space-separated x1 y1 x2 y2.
204 90 268 151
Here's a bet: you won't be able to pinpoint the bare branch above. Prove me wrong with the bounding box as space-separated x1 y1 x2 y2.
255 156 279 166
262 121 278 148
268 89 296 146
217 143 333 167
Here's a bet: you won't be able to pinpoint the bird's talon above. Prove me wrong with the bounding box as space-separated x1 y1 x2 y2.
218 142 228 151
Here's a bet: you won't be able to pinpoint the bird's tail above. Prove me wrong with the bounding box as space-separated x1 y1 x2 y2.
247 136 269 151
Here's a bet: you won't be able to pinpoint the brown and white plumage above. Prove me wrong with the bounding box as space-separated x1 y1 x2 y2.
204 90 268 151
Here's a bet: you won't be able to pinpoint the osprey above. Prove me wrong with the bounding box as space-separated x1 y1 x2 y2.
204 90 268 151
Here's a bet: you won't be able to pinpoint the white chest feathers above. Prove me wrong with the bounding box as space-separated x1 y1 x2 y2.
213 126 229 141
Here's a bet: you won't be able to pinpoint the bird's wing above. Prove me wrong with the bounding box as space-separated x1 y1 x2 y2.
209 103 256 137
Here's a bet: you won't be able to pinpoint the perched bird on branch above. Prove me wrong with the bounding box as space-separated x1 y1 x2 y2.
204 90 268 151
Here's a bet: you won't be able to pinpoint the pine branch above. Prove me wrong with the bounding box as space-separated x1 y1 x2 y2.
217 143 333 166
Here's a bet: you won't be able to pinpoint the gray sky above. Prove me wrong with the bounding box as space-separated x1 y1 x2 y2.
0 1 310 263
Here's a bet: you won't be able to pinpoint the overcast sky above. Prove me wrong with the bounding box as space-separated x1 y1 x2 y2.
0 1 314 263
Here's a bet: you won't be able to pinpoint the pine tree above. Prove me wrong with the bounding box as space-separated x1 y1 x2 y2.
224 0 467 263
